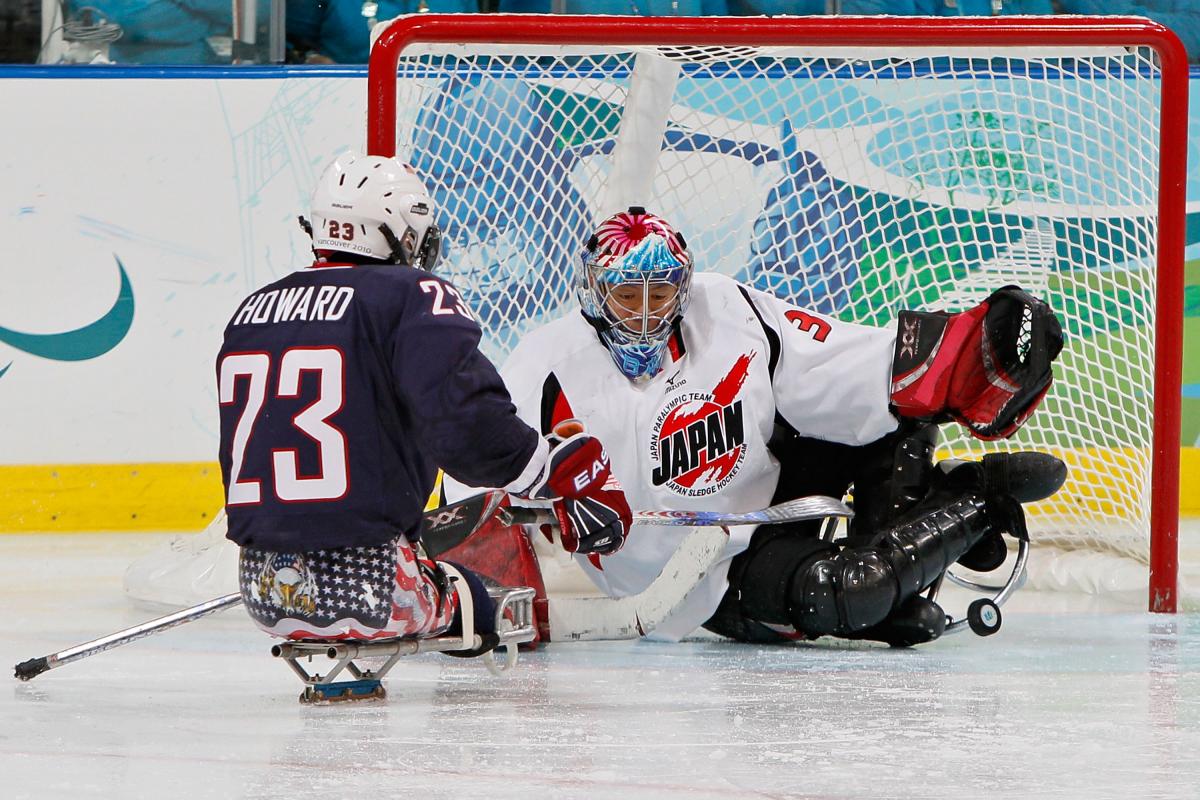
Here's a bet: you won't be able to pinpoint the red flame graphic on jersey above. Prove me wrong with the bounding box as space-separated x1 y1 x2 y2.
591 210 689 266
652 353 755 490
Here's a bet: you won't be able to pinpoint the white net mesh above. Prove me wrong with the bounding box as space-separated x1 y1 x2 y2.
390 41 1165 565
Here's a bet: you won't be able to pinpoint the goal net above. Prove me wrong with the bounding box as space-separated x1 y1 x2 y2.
125 15 1187 612
373 14 1186 606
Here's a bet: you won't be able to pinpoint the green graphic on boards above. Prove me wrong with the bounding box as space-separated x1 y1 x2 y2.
0 256 134 364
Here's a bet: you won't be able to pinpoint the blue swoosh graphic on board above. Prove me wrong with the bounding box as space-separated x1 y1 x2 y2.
0 256 134 361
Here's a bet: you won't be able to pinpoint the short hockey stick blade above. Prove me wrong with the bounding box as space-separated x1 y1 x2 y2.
503 494 853 529
418 490 509 557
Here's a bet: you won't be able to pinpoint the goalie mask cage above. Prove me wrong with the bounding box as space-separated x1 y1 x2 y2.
367 15 1187 612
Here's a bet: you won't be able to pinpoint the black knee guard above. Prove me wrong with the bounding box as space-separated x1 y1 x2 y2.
787 547 901 635
787 494 996 637
731 530 836 628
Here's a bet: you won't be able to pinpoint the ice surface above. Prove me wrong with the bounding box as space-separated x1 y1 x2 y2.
5 530 1200 800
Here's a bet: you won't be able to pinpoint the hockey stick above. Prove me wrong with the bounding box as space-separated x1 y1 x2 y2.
422 495 853 558
15 491 512 682
542 495 853 641
14 593 242 681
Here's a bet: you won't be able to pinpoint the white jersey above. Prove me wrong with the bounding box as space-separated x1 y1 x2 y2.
501 273 899 640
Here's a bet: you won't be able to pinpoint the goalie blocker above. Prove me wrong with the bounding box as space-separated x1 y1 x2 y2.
890 286 1064 440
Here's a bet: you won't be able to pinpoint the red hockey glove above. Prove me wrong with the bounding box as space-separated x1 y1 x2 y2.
890 286 1063 440
523 422 633 556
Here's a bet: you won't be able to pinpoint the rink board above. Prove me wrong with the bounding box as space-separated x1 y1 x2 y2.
0 66 1197 529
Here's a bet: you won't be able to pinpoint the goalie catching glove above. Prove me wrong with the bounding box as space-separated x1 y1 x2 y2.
890 286 1064 440
520 421 633 556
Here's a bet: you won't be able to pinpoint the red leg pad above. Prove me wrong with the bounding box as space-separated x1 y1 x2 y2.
440 506 550 646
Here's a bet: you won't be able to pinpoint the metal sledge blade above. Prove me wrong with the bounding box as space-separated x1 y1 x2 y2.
301 680 387 705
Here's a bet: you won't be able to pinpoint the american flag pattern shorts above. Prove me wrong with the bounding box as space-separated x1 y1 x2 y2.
239 537 459 641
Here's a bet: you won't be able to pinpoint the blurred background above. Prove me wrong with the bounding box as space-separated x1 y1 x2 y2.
1 1 1195 66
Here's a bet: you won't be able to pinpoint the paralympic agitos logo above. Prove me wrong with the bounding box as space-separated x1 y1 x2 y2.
0 256 134 378
649 352 755 497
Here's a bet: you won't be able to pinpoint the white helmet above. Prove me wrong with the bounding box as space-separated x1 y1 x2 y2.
306 152 442 269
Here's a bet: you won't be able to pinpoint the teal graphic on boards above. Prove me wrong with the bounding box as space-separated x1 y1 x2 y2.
0 256 134 365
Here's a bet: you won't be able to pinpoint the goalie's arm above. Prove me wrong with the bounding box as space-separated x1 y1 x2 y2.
737 283 898 447
740 282 1063 444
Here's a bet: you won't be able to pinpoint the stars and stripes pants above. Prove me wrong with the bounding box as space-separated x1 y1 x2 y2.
238 537 459 641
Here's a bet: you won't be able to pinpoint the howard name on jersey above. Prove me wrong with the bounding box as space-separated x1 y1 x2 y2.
217 263 538 553
500 272 898 639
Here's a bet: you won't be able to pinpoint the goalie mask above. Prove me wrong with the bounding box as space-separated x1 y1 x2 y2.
305 152 442 270
578 207 694 382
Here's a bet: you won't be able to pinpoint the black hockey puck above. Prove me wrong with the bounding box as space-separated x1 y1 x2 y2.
967 599 1002 636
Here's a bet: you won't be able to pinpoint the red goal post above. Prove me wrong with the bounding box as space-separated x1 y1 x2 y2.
365 14 1189 611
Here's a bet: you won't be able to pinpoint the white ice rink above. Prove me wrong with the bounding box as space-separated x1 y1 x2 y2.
6 530 1200 800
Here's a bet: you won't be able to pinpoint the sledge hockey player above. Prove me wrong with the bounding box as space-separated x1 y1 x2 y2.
477 207 1066 646
215 153 633 661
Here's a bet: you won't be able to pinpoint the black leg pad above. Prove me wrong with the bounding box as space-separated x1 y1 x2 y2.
732 532 836 627
723 491 1019 641
787 495 997 637
880 495 992 594
788 548 899 635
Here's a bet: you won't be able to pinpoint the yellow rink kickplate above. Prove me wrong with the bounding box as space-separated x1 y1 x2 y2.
0 463 224 532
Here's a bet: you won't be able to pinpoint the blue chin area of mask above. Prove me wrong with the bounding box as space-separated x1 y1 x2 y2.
602 333 668 381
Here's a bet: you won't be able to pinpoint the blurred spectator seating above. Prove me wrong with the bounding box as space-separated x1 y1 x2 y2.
40 0 1198 66
498 0 729 13
288 0 474 64
71 1 230 64
1056 0 1198 62
497 0 1056 14
726 0 1054 12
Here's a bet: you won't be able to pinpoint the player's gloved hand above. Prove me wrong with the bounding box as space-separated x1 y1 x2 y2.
523 420 633 556
890 286 1064 440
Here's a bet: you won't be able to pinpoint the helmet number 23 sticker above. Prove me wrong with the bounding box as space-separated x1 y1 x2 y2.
326 220 355 240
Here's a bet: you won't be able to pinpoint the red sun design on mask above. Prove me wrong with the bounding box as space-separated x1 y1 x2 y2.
652 353 755 492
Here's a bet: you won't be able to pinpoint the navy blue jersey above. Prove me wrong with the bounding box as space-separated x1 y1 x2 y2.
217 261 539 552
